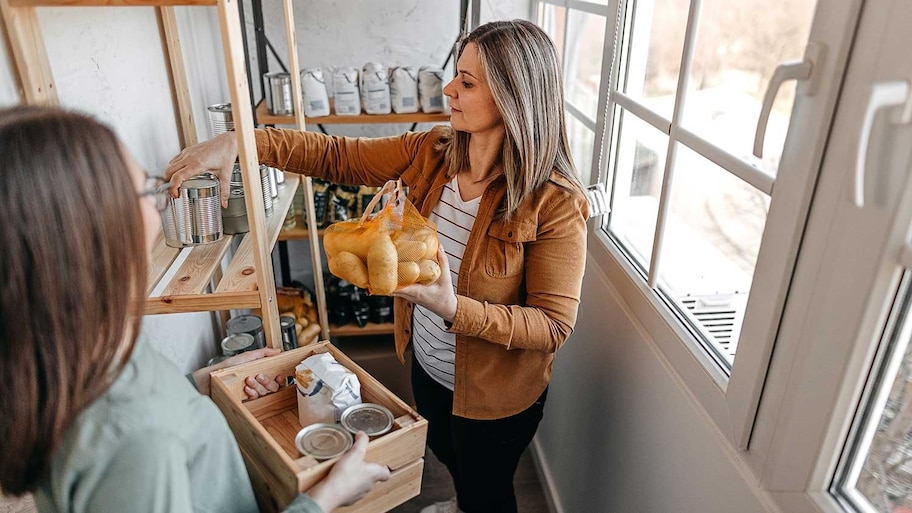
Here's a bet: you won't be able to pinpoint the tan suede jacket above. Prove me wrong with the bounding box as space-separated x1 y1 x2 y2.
256 126 589 419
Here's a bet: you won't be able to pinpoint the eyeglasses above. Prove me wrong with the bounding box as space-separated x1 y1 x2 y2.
139 176 171 212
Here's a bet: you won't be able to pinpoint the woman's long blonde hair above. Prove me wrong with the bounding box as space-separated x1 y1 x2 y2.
439 20 583 219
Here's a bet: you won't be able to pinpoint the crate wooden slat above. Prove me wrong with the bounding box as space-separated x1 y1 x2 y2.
210 342 427 512
256 99 450 126
146 231 180 295
8 0 216 5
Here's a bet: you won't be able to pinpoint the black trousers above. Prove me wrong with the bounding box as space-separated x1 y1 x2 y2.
411 355 547 513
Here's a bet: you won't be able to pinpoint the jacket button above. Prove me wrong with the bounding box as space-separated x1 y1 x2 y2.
507 231 513 238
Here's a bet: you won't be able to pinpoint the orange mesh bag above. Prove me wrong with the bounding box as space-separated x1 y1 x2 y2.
324 180 441 295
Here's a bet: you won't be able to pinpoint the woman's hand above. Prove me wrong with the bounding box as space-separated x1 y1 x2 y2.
191 347 283 397
164 132 238 207
393 246 457 322
307 432 391 511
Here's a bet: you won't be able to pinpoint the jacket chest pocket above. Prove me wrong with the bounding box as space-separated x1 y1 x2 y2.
484 220 537 278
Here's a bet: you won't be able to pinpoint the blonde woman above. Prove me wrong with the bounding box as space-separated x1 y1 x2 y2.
167 20 589 513
0 107 390 513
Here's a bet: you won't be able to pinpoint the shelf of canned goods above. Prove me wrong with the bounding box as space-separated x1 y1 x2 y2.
145 174 300 315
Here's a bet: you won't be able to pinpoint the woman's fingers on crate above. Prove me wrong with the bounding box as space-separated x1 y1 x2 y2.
313 431 391 509
243 373 283 399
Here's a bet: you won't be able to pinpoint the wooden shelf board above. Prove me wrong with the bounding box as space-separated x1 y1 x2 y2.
9 0 216 6
147 231 180 295
143 290 261 315
216 174 300 293
160 234 234 297
256 99 449 126
278 219 323 241
329 322 395 337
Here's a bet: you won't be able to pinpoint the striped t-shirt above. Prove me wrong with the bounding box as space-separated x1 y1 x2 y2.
412 176 480 391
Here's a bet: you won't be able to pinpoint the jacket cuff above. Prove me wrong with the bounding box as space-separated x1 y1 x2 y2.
254 128 272 164
450 295 487 338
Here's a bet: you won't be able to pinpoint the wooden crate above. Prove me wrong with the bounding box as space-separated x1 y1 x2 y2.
210 342 427 513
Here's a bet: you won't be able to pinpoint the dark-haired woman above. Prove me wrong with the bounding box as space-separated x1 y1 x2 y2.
0 106 390 513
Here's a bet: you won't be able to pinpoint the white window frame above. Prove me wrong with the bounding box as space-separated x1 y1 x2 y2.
536 0 871 504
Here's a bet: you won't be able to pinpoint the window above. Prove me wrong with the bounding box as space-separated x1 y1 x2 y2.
835 275 912 511
536 0 855 453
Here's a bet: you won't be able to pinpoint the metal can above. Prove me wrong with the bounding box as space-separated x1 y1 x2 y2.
279 316 298 351
264 72 293 116
340 403 394 437
160 174 223 248
226 314 265 349
220 333 255 357
260 165 274 217
207 103 234 138
294 423 353 460
207 354 231 367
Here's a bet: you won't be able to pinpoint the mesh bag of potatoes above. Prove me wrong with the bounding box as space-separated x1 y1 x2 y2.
324 180 441 295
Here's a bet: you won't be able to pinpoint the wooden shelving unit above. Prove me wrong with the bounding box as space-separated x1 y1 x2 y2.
329 322 396 337
2 0 286 347
278 220 323 241
256 99 449 126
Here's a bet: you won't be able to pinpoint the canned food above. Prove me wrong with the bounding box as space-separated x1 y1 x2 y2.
279 316 298 351
226 315 265 349
294 423 353 460
340 403 393 437
207 354 231 367
221 333 255 357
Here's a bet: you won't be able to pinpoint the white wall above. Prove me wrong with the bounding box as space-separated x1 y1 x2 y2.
535 254 769 512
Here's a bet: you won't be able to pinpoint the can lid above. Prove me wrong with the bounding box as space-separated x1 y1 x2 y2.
279 316 296 329
295 423 353 460
207 354 231 367
207 103 232 112
221 333 254 354
226 315 263 334
340 403 394 437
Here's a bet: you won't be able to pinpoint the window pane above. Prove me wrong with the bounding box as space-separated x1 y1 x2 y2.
657 144 769 364
565 10 606 119
619 0 689 120
538 4 567 63
608 108 667 270
682 0 817 176
567 114 595 185
844 283 912 511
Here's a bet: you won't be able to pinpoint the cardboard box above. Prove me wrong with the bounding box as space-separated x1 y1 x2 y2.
211 342 428 512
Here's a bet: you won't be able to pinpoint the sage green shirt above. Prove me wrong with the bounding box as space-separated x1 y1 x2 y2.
35 340 323 513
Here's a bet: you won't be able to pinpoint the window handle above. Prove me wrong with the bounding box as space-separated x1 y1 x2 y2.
854 80 912 208
753 43 824 159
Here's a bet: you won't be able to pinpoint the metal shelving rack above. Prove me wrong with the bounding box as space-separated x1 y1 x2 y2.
244 1 476 339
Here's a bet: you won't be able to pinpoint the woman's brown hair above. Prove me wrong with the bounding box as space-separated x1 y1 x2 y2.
0 106 147 495
438 20 584 219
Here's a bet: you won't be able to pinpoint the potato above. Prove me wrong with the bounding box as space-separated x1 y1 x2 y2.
367 233 398 295
398 261 421 286
417 259 441 285
328 251 370 289
323 224 377 259
419 233 439 259
394 240 428 262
